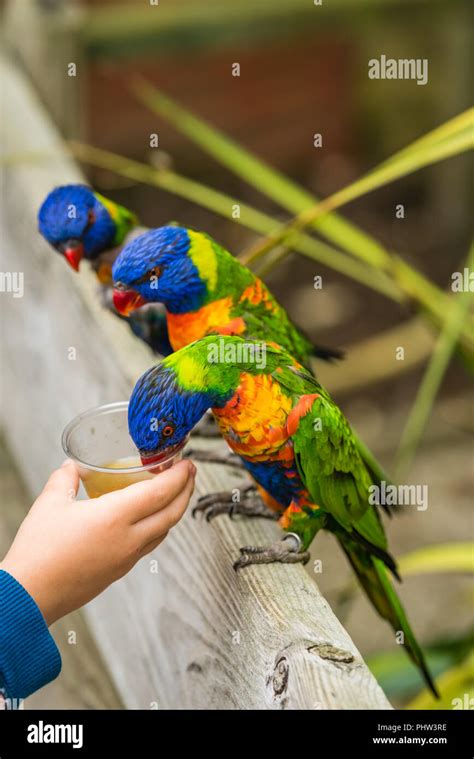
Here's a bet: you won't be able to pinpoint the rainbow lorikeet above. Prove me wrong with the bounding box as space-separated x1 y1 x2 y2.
128 335 437 696
112 226 343 366
37 185 172 356
112 225 390 471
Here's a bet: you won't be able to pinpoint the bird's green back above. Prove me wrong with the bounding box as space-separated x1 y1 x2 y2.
94 191 139 247
194 234 316 366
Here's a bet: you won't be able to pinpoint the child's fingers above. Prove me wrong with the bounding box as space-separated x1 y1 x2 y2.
39 459 80 504
134 475 195 546
138 532 168 558
99 460 195 524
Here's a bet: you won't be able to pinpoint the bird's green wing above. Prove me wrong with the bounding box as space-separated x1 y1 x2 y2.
272 362 436 693
273 362 435 693
291 392 388 555
274 361 394 513
237 302 315 366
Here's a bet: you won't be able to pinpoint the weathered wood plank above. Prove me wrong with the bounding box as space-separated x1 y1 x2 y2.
0 55 391 710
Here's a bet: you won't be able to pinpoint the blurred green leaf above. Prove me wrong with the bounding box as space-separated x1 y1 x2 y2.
398 543 474 577
407 652 474 710
395 244 474 477
68 140 397 298
379 109 473 166
240 111 473 266
131 79 472 271
368 628 474 703
130 80 474 353
130 76 389 269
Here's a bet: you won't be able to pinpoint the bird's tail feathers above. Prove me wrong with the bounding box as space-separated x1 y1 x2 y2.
311 344 345 363
338 535 438 698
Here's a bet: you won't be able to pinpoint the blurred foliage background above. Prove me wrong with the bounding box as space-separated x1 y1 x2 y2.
3 0 473 708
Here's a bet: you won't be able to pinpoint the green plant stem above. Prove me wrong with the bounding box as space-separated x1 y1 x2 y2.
130 81 473 349
254 247 292 278
67 140 399 299
379 109 473 167
394 245 474 480
241 126 473 268
398 543 474 576
132 80 471 288
239 131 474 348
131 77 398 269
68 140 473 354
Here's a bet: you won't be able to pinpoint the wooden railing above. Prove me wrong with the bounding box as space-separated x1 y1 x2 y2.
0 55 391 710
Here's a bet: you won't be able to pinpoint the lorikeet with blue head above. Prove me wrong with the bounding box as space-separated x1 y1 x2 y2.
128 335 437 697
37 185 172 356
112 226 343 366
38 184 138 277
112 226 393 475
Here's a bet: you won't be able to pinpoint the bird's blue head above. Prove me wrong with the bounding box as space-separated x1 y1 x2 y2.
38 185 136 271
128 341 235 463
128 364 210 464
112 226 209 316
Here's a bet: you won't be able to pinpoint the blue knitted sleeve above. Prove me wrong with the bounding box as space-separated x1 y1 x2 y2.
0 570 61 702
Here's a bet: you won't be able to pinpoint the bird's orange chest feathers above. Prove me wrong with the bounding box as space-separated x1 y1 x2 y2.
212 373 293 460
166 297 246 350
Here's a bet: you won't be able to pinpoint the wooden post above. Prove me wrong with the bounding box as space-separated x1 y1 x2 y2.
0 55 392 710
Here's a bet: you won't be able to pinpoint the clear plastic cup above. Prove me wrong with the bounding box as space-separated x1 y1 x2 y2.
61 401 188 498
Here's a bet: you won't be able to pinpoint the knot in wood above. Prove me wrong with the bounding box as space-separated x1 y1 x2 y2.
272 657 289 695
308 643 354 664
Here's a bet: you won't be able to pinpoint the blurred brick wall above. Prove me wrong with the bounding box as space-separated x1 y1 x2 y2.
86 37 354 181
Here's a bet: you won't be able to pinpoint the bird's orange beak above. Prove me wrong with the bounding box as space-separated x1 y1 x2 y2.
61 241 84 272
113 286 146 316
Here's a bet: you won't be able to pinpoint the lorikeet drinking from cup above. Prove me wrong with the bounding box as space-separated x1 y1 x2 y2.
37 185 172 355
112 225 392 464
127 335 437 697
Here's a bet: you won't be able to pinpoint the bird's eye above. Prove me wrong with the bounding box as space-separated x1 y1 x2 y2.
134 266 162 286
162 424 175 438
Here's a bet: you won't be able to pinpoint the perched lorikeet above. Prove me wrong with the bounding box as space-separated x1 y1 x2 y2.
38 184 138 277
112 225 392 474
37 185 172 356
112 226 343 366
128 335 437 696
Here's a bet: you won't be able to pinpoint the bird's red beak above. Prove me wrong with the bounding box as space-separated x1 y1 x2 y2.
113 287 146 316
140 451 168 466
63 243 84 272
140 443 180 467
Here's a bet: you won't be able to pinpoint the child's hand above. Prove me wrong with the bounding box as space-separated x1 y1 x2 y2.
0 458 196 626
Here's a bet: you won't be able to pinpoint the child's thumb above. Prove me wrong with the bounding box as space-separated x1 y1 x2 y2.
41 459 80 502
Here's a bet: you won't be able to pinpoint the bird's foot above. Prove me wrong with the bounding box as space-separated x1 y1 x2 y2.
184 448 245 470
233 533 310 571
192 485 278 522
192 414 220 438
